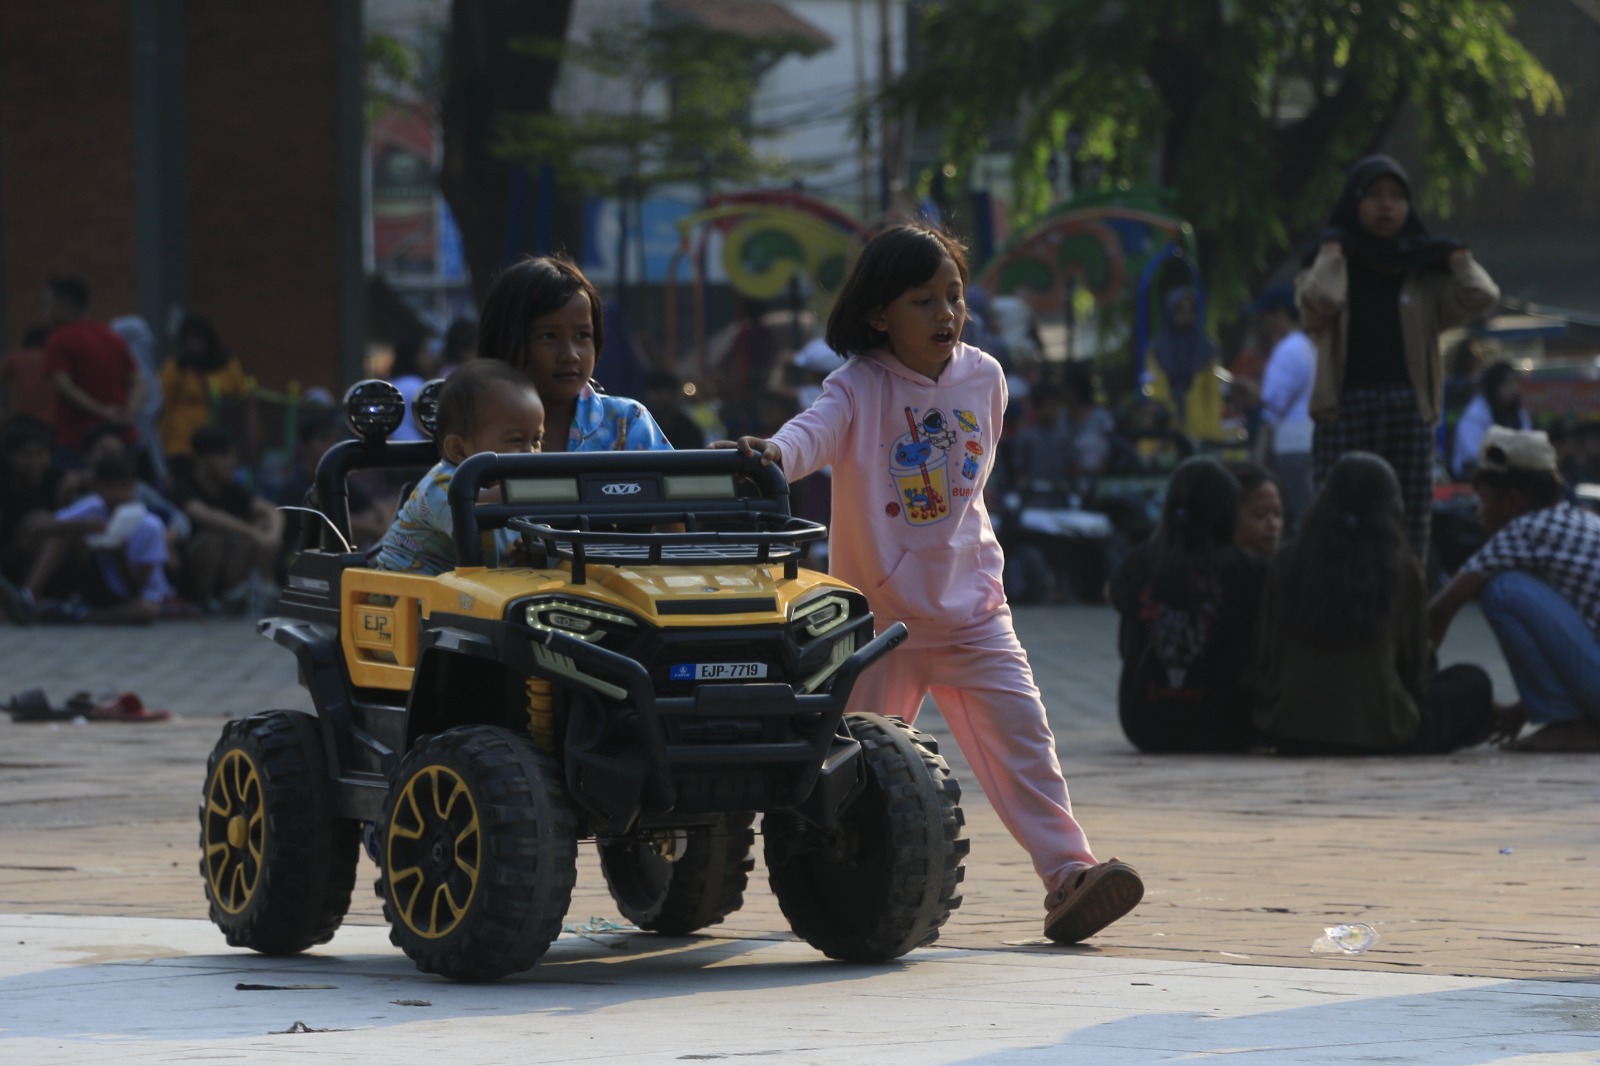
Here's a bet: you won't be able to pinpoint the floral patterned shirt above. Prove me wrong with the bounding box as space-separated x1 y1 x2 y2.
567 384 672 452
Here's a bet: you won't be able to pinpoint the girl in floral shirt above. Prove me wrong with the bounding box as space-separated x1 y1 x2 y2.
477 256 671 454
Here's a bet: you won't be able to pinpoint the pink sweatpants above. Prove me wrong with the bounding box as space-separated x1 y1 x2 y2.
845 627 1096 892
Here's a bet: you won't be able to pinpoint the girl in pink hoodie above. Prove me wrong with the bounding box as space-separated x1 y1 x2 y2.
721 225 1143 944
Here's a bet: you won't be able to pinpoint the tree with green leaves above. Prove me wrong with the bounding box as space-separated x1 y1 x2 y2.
494 14 829 308
898 0 1560 317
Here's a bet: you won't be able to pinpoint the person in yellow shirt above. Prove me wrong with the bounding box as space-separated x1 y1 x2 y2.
158 314 247 474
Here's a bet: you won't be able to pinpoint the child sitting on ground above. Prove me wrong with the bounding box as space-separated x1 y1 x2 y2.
372 360 544 575
1231 461 1284 558
174 427 284 611
17 453 172 624
1110 456 1269 753
0 417 64 588
1251 451 1493 754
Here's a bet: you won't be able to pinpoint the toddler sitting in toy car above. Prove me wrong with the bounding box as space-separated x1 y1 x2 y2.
372 360 544 575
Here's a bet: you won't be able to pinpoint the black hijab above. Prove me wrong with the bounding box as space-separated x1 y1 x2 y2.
1302 155 1461 272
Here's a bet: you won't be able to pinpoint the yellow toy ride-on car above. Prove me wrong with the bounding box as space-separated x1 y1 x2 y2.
199 380 968 981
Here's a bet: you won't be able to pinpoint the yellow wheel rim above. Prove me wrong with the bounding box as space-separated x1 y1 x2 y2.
203 749 264 915
386 764 481 939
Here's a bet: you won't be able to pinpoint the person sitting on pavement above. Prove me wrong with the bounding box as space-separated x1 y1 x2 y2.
372 360 544 576
58 424 191 547
9 453 172 625
1109 456 1268 753
1060 360 1115 485
1008 380 1073 500
0 416 65 589
275 407 388 553
173 426 283 612
1429 426 1600 752
1451 361 1532 481
1251 452 1493 755
1231 462 1284 558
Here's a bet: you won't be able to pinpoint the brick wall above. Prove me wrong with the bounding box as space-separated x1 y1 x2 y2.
0 0 139 346
185 1 344 394
0 2 347 396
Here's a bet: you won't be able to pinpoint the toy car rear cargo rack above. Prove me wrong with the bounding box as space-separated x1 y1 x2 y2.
508 513 824 583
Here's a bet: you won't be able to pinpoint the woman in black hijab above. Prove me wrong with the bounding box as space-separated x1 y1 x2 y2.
1296 154 1500 558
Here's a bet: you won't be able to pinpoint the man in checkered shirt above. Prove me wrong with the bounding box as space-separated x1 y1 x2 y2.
1430 425 1600 751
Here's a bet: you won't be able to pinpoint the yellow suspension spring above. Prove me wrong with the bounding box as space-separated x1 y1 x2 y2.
525 677 555 751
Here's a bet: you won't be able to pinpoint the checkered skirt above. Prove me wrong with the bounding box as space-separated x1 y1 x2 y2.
1313 384 1434 556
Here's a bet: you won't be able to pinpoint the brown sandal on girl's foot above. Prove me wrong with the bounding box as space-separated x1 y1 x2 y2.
1044 858 1145 944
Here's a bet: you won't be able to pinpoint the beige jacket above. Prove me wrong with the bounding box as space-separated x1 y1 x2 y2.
1295 249 1499 427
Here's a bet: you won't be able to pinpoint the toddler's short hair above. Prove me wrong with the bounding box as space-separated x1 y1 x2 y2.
436 360 539 441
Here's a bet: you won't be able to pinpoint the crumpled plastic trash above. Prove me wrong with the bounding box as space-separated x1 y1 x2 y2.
562 915 636 936
1310 922 1379 955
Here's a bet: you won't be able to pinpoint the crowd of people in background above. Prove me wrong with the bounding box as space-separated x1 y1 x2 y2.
2 153 1597 757
1107 156 1600 755
0 273 495 625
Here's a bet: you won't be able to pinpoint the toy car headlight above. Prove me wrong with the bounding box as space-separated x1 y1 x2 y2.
790 594 851 639
343 379 406 442
523 600 639 643
411 378 446 440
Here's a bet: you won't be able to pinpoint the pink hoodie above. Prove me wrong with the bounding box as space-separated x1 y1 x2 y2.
771 342 1010 650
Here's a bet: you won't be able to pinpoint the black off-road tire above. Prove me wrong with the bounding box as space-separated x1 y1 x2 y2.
764 713 968 962
598 813 755 934
198 710 359 955
377 725 578 982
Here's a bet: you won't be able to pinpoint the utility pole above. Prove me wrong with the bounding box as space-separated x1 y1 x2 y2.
877 0 895 214
853 0 871 221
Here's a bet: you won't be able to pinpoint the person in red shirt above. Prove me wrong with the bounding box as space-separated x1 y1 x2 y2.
41 276 145 455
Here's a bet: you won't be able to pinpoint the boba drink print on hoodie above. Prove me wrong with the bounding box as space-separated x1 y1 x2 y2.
889 406 978 524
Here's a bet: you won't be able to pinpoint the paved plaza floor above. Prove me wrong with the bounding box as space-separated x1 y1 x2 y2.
0 605 1595 1062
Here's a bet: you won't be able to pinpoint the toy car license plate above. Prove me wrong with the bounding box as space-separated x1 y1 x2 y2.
670 661 767 681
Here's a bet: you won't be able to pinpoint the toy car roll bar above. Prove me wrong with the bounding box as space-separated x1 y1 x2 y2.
447 449 795 568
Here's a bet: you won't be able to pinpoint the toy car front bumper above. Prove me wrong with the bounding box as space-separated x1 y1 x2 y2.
534 621 908 833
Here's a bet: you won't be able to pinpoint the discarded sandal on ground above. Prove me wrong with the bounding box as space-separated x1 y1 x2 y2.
88 692 173 723
1044 858 1145 944
3 689 75 723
